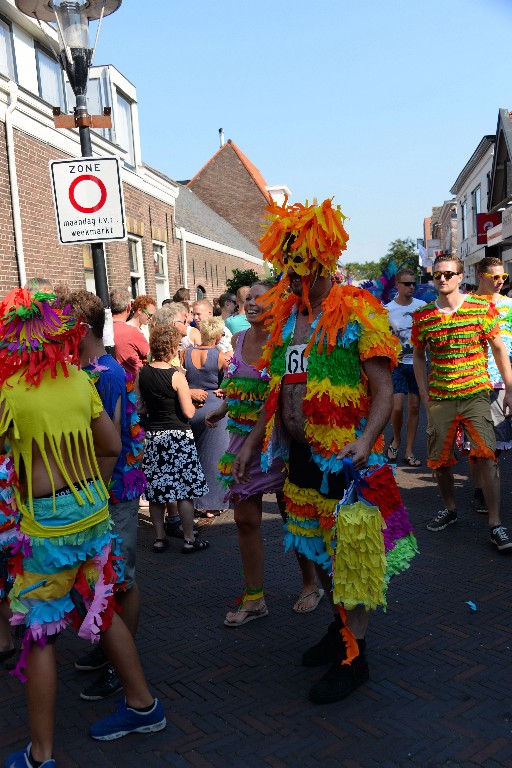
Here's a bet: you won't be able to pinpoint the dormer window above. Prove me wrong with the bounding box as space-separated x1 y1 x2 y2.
0 16 15 80
116 90 135 168
36 45 66 111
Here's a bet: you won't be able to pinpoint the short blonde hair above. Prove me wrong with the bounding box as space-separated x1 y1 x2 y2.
200 316 225 345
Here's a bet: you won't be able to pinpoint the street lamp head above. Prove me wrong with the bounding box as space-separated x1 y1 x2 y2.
15 1 121 96
15 1 121 23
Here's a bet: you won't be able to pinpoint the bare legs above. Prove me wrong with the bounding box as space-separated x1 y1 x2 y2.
149 498 196 542
316 565 368 639
436 458 501 526
390 392 420 458
0 601 14 654
225 493 321 624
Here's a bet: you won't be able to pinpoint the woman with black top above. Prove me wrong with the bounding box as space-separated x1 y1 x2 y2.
138 325 209 554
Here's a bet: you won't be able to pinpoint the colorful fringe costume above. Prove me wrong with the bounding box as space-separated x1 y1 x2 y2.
410 295 499 399
411 295 500 468
218 330 285 502
258 198 417 630
0 289 122 681
0 452 18 602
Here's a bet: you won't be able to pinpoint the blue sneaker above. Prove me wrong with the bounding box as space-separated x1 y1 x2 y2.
5 743 56 767
90 698 166 741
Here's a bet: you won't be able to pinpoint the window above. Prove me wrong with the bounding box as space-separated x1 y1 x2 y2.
153 242 169 307
196 285 206 300
460 200 467 241
66 76 111 141
116 91 135 167
0 16 15 80
36 46 66 110
471 186 481 233
128 237 145 298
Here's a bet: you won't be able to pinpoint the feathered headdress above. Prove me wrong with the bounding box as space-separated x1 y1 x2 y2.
0 288 85 388
258 196 349 318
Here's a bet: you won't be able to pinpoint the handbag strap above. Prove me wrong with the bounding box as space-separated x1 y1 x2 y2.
342 457 363 494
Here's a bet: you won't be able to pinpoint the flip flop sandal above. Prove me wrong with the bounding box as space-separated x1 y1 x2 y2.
224 603 269 627
404 456 421 467
292 588 325 614
387 443 399 460
153 538 169 553
181 538 210 554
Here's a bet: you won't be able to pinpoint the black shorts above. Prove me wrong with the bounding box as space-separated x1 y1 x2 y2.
288 441 347 500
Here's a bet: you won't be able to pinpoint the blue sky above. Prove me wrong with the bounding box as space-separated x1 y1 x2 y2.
93 0 512 264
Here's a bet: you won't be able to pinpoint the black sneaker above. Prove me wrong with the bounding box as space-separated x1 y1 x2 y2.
472 491 487 515
309 654 369 703
80 665 123 700
302 619 345 667
74 646 109 671
490 525 512 551
426 508 457 532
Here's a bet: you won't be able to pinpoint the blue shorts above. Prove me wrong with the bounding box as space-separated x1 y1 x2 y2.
392 364 419 396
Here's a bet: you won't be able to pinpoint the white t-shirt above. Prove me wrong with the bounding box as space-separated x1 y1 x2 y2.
386 298 426 365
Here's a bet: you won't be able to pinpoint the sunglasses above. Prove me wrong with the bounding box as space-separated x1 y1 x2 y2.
480 272 509 282
398 281 416 287
142 308 153 318
432 271 461 280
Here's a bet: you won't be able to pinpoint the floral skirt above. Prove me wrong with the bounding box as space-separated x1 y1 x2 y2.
143 429 209 502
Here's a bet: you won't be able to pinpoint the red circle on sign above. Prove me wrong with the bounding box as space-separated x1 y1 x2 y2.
69 174 107 213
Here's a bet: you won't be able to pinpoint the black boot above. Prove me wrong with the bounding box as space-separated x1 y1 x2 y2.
309 639 369 704
302 615 345 667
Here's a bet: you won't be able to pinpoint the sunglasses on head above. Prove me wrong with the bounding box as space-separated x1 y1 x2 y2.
398 281 416 287
480 272 509 282
432 270 461 280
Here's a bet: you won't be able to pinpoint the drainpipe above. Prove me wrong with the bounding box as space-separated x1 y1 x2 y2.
4 82 26 287
179 226 188 289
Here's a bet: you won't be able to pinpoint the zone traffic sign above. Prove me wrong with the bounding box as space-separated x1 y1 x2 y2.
49 156 127 244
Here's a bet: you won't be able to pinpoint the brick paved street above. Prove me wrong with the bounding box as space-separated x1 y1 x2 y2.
3 414 512 767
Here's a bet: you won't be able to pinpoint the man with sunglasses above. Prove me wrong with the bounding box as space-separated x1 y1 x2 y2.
412 256 512 550
385 269 426 467
113 292 156 379
466 258 512 515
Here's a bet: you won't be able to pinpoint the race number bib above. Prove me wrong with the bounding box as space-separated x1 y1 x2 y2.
285 344 308 376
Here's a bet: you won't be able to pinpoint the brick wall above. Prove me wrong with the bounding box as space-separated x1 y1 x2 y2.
188 143 268 246
0 128 262 304
183 241 262 302
0 126 18 293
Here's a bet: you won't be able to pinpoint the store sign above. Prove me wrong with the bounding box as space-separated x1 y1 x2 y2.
49 157 126 244
476 212 502 245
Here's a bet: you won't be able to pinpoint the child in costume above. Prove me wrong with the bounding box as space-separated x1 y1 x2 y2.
206 281 322 626
0 289 165 768
233 198 417 704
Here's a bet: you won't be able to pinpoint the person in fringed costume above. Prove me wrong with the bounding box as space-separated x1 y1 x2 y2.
206 281 323 626
64 289 147 702
0 289 165 768
233 198 417 704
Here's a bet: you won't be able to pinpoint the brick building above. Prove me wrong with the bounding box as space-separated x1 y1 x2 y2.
0 0 263 303
187 138 290 247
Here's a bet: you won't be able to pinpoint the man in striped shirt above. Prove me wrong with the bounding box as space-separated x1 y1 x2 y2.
412 255 512 550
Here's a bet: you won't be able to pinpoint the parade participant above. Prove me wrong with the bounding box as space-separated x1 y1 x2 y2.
468 258 512 513
412 256 512 549
234 199 416 704
1 289 165 767
65 290 146 702
385 268 426 466
206 281 323 624
225 287 251 334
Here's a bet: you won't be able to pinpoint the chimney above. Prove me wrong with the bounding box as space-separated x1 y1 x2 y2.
219 128 225 147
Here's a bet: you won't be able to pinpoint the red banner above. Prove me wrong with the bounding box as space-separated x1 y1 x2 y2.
476 212 502 244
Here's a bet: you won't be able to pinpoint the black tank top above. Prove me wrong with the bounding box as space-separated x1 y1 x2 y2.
138 365 189 431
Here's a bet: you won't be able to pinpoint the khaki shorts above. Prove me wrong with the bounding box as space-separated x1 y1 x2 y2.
427 392 496 469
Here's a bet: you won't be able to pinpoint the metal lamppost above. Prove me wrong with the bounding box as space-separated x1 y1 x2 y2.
15 0 121 312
